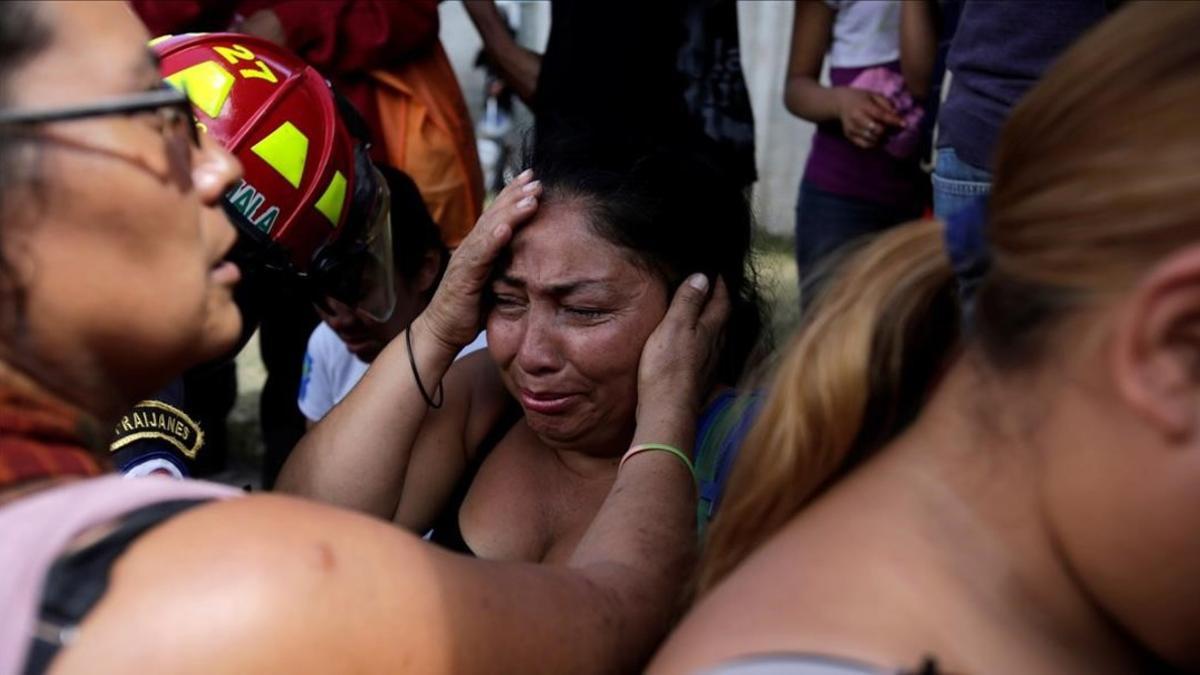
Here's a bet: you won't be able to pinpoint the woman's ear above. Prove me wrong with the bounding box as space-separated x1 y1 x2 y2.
1112 246 1200 442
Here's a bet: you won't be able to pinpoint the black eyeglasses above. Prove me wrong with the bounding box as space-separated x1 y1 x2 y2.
0 84 199 147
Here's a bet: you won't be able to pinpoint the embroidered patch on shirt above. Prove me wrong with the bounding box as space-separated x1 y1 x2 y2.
110 400 204 460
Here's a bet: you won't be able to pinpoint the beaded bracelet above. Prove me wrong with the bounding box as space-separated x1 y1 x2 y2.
619 443 696 483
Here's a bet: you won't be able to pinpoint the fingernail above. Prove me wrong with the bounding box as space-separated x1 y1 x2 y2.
522 180 541 193
518 169 533 180
517 196 535 209
687 274 709 292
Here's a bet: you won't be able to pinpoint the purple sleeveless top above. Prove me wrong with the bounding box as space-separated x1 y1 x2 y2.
0 475 238 674
802 62 926 213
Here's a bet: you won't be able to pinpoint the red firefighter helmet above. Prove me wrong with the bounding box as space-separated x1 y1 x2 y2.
151 32 395 322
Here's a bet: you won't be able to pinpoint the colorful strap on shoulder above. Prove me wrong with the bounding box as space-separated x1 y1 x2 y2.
692 389 762 539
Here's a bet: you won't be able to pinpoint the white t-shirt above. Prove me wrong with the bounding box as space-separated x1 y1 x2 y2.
824 0 901 69
298 322 489 423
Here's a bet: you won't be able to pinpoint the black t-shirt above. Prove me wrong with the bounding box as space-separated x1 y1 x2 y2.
678 0 757 185
535 0 690 143
534 0 755 186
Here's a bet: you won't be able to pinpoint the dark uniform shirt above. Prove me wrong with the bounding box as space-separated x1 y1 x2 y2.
110 379 205 478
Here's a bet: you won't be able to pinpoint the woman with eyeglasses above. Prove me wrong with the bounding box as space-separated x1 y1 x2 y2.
0 3 723 673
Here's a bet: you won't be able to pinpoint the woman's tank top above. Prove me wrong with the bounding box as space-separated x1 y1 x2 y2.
427 402 523 556
0 475 238 674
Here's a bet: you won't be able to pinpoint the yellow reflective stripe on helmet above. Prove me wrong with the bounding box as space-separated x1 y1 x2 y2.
147 35 173 48
164 60 235 119
314 171 347 226
250 122 309 189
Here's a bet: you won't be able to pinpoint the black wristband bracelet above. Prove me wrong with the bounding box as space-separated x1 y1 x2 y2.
405 326 444 409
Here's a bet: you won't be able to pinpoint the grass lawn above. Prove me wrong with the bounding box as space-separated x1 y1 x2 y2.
753 229 801 346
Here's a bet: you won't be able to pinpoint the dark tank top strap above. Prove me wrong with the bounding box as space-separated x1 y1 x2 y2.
23 498 210 674
428 400 524 556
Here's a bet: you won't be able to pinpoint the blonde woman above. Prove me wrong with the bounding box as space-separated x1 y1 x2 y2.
653 3 1200 673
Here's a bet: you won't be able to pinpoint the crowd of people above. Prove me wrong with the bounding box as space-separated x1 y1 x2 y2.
2 0 1198 673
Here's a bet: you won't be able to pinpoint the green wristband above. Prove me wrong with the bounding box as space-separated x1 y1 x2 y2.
619 443 697 483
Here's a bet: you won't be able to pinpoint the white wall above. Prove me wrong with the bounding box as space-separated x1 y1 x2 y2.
438 0 809 236
738 1 811 235
438 2 487 120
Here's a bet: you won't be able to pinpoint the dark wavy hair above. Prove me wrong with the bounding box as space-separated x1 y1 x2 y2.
525 133 766 386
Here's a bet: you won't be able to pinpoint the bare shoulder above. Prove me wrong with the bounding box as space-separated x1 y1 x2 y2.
446 349 512 452
649 543 819 674
51 494 464 673
53 493 638 674
447 348 504 401
651 514 940 674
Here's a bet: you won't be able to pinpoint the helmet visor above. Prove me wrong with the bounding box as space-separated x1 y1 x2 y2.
316 166 396 323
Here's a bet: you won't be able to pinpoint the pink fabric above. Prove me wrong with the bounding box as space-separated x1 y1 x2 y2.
803 63 926 212
0 476 239 674
849 67 925 159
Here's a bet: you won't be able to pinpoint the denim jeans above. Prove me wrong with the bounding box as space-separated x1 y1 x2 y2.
794 181 923 282
931 147 992 222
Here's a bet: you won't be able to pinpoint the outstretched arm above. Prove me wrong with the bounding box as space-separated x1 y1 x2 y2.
464 0 541 105
64 275 731 675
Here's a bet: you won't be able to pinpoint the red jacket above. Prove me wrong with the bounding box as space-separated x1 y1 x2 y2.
131 0 440 162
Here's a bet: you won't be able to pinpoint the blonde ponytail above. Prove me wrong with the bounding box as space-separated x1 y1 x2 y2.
700 1 1200 594
697 219 958 593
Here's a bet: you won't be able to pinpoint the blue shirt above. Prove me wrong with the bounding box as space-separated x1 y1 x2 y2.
938 0 1109 170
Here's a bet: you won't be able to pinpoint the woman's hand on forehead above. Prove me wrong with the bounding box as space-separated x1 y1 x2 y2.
420 170 543 351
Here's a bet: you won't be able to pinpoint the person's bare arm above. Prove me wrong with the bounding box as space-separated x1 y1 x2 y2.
463 0 541 105
56 473 671 672
276 173 542 520
784 1 839 122
900 0 938 100
389 350 510 531
785 0 903 149
59 274 729 675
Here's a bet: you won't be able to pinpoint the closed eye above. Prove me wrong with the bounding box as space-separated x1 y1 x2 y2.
492 294 527 315
565 306 609 320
